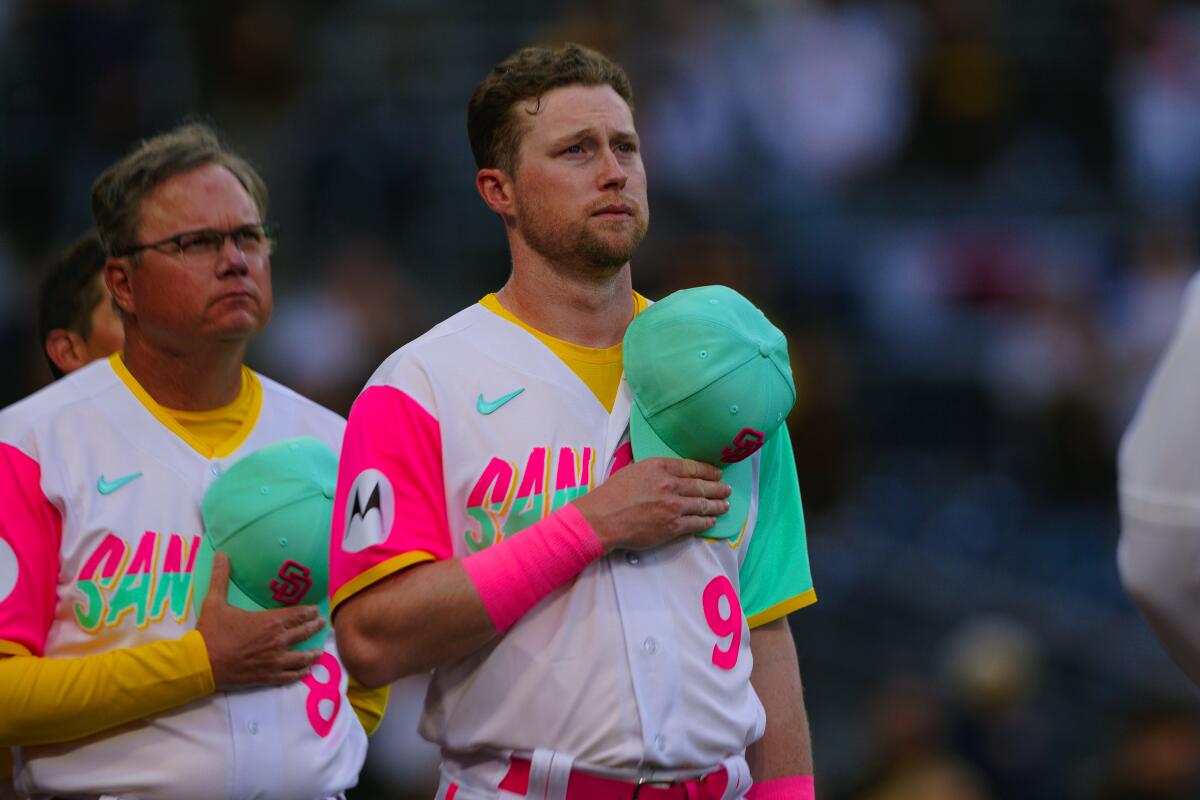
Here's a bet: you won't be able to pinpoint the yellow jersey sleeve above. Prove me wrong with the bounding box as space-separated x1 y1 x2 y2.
0 630 214 746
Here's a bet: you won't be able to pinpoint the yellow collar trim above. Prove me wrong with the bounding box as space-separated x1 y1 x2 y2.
108 353 262 459
479 292 649 364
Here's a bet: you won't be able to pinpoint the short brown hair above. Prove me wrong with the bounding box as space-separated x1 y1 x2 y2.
38 231 108 379
467 43 634 175
91 122 268 258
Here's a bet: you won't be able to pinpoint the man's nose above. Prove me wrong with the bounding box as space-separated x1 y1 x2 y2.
596 148 628 191
217 234 249 273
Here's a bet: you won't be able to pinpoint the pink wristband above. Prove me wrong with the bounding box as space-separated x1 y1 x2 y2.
461 504 604 631
746 776 815 799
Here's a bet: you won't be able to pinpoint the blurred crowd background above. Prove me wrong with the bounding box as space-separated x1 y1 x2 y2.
4 0 1200 797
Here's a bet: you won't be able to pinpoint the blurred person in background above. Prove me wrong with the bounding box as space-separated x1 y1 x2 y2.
941 616 1056 800
1111 1 1200 214
835 675 989 800
742 0 915 187
256 236 433 416
1092 701 1200 800
37 230 124 379
0 122 379 799
907 0 1014 177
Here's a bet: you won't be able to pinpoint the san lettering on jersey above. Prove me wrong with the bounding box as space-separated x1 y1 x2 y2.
465 444 615 549
74 531 200 633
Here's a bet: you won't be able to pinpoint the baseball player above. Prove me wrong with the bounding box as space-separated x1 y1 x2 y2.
0 123 378 799
1120 274 1200 687
38 229 125 379
332 43 816 799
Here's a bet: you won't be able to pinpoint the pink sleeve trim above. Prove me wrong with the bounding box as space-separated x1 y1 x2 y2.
461 504 603 632
746 776 815 799
330 385 452 603
0 443 62 657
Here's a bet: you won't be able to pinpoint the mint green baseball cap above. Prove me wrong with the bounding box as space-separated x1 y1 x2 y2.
623 285 796 540
193 437 336 650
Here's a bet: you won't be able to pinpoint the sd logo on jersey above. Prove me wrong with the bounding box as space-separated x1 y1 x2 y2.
343 469 394 552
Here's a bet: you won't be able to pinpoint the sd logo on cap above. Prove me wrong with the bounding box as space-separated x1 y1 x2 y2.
623 285 796 540
193 437 336 650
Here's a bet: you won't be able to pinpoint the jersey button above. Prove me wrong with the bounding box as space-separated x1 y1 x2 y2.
625 552 639 565
654 734 667 751
643 637 657 655
247 720 259 735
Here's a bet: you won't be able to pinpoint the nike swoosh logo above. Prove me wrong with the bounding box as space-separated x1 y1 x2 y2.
476 388 525 415
97 472 142 495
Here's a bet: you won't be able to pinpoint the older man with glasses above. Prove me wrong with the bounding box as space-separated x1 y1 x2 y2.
0 123 381 799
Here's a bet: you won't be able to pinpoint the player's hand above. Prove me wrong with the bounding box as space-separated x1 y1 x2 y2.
196 552 326 691
572 457 731 552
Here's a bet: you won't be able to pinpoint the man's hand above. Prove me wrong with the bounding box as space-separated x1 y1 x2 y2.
573 457 731 552
196 552 325 690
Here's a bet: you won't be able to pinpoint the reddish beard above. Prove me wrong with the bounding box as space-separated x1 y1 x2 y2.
518 199 649 275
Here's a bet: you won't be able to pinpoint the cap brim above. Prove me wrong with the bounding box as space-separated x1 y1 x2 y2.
194 535 328 650
629 402 750 541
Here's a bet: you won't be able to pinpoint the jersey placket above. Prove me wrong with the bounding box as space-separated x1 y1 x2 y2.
609 546 684 763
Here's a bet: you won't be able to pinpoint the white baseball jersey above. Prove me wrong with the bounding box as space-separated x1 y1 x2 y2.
330 302 814 785
0 356 367 800
1119 273 1200 685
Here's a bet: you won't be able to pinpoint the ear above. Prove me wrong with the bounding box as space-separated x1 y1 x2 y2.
104 257 135 317
44 328 88 376
476 168 516 222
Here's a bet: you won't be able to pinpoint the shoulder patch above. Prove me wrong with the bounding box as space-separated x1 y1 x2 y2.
0 539 18 604
342 469 395 553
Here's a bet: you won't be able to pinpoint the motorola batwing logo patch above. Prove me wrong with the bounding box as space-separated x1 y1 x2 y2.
343 469 395 553
0 539 17 605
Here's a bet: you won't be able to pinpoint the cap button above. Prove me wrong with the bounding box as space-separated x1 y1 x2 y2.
758 342 770 357
322 483 335 499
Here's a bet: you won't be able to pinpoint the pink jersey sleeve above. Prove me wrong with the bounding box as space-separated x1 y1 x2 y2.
0 443 63 656
330 385 450 611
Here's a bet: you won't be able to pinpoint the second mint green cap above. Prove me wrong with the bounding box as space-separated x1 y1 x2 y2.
193 437 336 650
623 285 796 539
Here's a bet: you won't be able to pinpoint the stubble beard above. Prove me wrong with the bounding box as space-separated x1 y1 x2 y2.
520 205 650 281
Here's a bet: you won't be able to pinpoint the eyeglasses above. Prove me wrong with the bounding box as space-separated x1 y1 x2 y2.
120 223 278 265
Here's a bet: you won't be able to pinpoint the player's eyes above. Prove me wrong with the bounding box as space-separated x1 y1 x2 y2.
177 233 223 255
235 228 266 248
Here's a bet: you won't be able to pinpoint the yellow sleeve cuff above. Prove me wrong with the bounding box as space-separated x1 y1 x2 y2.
181 629 216 694
746 589 818 629
331 551 436 613
346 676 390 736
